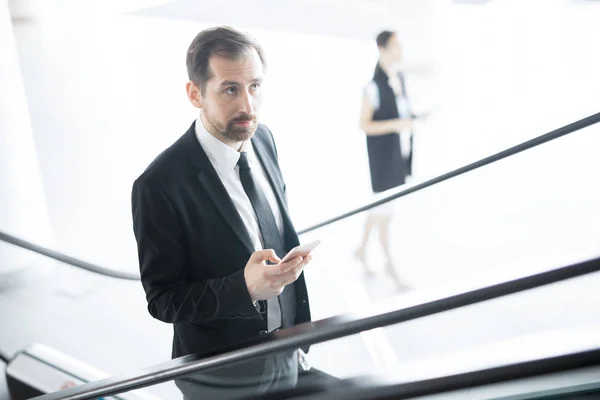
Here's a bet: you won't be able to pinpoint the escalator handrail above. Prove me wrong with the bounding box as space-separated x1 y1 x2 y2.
301 347 600 399
0 231 139 280
33 254 600 400
0 349 10 364
1 111 598 279
298 111 600 234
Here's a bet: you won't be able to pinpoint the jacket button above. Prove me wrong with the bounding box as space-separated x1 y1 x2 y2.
259 330 268 336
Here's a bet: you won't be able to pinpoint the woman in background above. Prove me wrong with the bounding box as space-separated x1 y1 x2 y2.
355 30 415 290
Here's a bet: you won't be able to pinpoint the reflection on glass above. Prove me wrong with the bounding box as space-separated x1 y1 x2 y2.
289 122 600 396
174 348 339 399
305 124 600 314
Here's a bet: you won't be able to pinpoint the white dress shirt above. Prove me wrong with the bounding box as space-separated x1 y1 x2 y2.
365 81 412 159
195 119 287 331
194 119 285 253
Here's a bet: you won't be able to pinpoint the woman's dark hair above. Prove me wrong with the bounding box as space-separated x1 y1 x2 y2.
376 30 396 49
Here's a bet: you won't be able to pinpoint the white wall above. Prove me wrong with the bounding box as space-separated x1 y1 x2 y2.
10 0 600 271
429 0 600 173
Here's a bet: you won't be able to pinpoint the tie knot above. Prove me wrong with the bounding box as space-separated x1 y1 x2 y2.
237 151 251 171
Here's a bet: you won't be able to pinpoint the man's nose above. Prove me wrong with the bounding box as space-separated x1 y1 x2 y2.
238 90 254 114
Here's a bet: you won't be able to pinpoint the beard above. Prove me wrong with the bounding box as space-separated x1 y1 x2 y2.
204 108 258 142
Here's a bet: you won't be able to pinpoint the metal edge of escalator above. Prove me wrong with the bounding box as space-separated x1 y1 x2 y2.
4 344 162 400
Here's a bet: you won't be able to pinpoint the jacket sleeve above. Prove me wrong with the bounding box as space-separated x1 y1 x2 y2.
131 179 261 323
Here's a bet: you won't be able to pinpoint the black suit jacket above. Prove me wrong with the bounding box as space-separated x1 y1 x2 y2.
132 122 311 359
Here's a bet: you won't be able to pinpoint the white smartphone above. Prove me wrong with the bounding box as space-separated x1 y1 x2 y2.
279 240 321 264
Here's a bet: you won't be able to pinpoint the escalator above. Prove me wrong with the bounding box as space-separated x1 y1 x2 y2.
7 255 600 400
1 111 600 399
3 344 160 400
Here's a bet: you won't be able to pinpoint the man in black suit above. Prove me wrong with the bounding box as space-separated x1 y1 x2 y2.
131 27 322 398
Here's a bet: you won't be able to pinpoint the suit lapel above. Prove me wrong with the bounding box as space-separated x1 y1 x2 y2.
183 124 255 254
196 171 255 254
251 135 287 211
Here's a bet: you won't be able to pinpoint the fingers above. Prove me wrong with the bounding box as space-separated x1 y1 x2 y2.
254 251 313 297
268 256 304 276
278 263 305 287
272 256 311 286
266 261 310 296
278 272 301 288
252 249 281 264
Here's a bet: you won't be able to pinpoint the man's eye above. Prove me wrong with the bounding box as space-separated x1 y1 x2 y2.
225 87 237 95
251 83 261 90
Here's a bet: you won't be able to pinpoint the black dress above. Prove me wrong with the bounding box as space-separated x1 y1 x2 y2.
366 64 413 193
367 133 407 193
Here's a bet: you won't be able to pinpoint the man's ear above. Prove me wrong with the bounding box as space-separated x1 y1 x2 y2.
186 81 203 109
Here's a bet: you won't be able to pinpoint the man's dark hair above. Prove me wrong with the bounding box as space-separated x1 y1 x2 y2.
186 26 266 95
376 30 396 49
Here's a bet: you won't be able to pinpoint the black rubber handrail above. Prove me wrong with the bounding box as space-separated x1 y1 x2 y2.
1 111 598 278
0 231 139 280
298 111 600 234
302 347 600 399
33 255 600 400
0 349 10 364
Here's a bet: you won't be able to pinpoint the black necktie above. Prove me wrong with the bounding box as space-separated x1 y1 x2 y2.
238 151 283 331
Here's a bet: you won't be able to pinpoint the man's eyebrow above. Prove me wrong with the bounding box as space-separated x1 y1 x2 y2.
219 78 262 87
219 80 240 87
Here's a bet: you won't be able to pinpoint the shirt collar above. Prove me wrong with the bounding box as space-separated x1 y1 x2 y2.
195 118 253 180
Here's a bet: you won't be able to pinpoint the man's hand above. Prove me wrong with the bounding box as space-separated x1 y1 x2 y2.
244 249 312 302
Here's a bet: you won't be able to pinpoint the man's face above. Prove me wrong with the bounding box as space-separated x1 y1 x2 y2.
192 49 263 143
